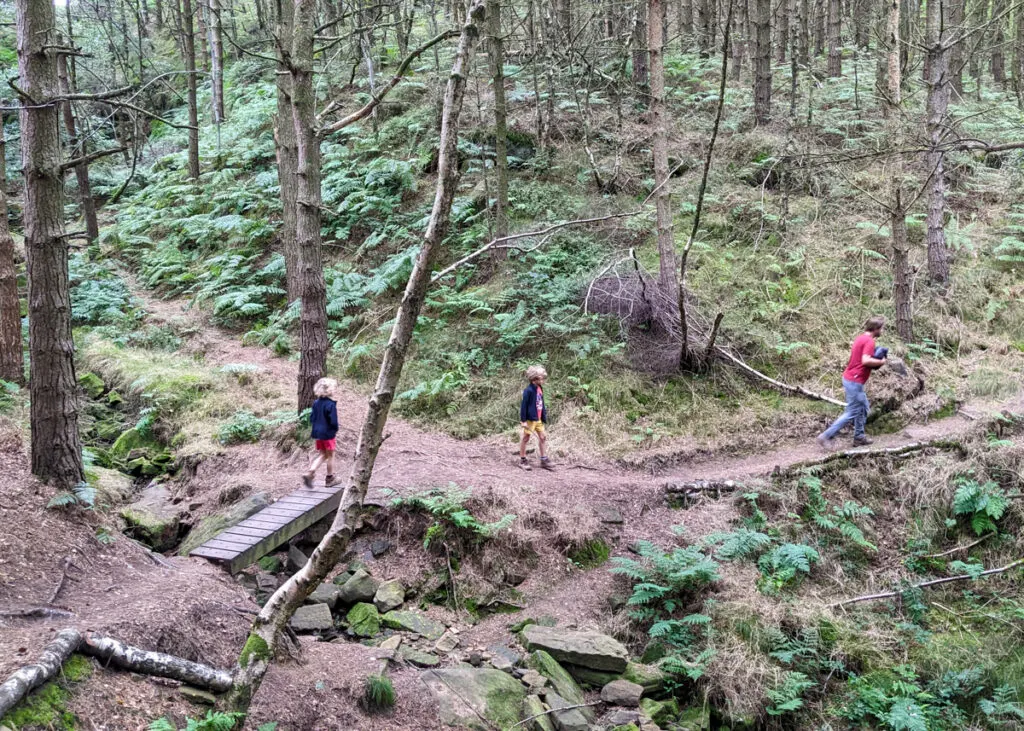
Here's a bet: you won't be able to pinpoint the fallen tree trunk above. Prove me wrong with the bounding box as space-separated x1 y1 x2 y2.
81 633 233 692
716 347 845 407
664 479 748 494
0 630 234 716
832 558 1024 609
0 629 81 718
780 439 962 475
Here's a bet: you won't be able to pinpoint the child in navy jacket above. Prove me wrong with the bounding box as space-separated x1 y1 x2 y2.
519 365 553 471
303 378 339 487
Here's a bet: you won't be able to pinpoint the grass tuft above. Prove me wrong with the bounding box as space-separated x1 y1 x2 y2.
361 674 396 714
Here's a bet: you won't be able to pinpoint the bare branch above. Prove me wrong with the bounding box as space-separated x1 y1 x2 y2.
60 145 126 172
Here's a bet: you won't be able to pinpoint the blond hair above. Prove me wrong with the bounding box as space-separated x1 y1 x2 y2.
525 365 548 383
313 377 338 398
864 316 886 334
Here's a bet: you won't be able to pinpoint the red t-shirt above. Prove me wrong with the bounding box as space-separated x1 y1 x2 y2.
842 333 876 384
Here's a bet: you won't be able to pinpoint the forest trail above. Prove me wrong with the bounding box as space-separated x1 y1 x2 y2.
138 286 1011 497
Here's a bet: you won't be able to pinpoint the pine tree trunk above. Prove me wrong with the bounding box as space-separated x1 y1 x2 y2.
17 0 86 487
697 0 711 54
948 0 964 97
992 0 1006 86
1014 1 1024 106
650 0 677 304
274 0 300 302
632 3 649 88
196 0 210 71
486 0 508 242
853 0 870 48
827 0 841 76
925 0 951 289
155 0 164 29
753 0 772 124
0 119 22 385
885 0 914 341
290 0 328 412
798 0 809 65
182 0 200 179
56 51 99 243
210 0 226 122
813 0 825 55
730 3 744 81
228 2 486 714
679 0 693 40
776 0 788 63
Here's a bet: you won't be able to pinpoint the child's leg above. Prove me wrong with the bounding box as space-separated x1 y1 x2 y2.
519 430 530 458
536 431 547 459
307 450 326 475
325 451 335 478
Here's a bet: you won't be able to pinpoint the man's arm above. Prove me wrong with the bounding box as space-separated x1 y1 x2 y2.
861 340 885 369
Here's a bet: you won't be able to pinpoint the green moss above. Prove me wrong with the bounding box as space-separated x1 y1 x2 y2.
1 656 91 730
257 555 282 572
78 371 106 398
239 633 270 668
483 677 524 728
568 538 611 569
120 506 180 552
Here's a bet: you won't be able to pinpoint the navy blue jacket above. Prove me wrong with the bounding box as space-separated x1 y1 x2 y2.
310 397 339 440
519 383 547 423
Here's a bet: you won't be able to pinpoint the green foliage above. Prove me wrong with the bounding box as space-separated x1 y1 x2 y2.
1 656 91 730
47 482 97 510
568 538 611 568
361 674 396 713
701 528 773 561
392 484 516 549
147 711 264 731
757 543 820 595
953 478 1009 536
0 379 21 412
766 671 816 716
69 253 143 327
802 474 877 552
216 410 296 445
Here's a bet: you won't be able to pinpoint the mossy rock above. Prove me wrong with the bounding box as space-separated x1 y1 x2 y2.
640 697 680 726
528 651 594 722
421 667 526 730
623 661 668 697
78 372 105 399
677 705 711 730
347 602 381 637
381 610 446 640
86 466 133 507
257 555 282 573
121 485 183 552
178 493 272 556
564 663 619 688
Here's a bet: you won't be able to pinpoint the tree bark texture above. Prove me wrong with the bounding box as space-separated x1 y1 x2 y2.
274 0 300 302
649 0 677 304
0 629 81 718
487 0 509 241
228 3 487 713
948 0 964 97
992 0 1006 85
1017 3 1024 106
798 0 809 66
924 0 951 288
291 0 328 412
813 0 825 55
17 0 86 487
56 52 99 243
182 0 201 179
827 0 841 76
853 0 871 48
885 0 913 341
776 0 789 62
632 4 649 88
80 633 233 691
0 118 22 385
209 0 227 122
753 0 772 125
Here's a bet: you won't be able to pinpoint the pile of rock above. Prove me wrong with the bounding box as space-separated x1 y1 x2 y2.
421 624 708 731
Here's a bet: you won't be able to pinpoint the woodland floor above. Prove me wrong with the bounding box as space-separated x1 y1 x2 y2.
1 285 1020 730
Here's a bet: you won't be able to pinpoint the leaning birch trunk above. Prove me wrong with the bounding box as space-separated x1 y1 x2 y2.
227 2 486 711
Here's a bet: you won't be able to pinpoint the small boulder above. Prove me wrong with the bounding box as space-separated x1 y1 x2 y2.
676 705 711 730
121 484 184 552
601 679 644 707
490 655 514 672
332 570 354 585
565 664 620 689
287 544 309 573
373 579 405 613
520 669 549 691
522 625 628 673
307 582 341 609
257 555 282 573
605 709 641 726
435 630 460 654
421 667 526 730
639 697 679 727
401 648 441 668
78 372 106 398
544 691 589 731
595 504 624 524
529 651 593 722
337 569 380 605
346 602 380 637
489 644 522 668
623 661 668 697
381 610 446 640
379 635 403 651
522 694 556 731
290 603 334 633
179 686 217 706
370 538 391 557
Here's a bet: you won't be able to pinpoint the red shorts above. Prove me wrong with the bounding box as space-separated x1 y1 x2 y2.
315 439 336 452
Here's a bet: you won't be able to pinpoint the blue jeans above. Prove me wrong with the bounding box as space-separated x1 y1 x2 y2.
822 378 869 439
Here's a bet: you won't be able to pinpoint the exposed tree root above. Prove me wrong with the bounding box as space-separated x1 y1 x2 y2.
0 606 75 619
664 479 748 495
0 630 234 716
832 558 1024 608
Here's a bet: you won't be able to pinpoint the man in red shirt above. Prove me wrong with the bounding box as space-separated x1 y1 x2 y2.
817 316 888 448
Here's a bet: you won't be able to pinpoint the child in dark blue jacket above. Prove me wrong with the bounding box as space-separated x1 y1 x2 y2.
303 378 340 487
519 365 553 471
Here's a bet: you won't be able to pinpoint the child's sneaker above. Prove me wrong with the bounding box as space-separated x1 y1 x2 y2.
302 473 313 488
540 457 554 471
519 458 532 471
325 474 339 487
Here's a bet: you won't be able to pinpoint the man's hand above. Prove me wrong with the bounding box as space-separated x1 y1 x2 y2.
862 354 886 369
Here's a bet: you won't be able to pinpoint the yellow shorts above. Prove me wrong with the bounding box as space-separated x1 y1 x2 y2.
522 421 545 435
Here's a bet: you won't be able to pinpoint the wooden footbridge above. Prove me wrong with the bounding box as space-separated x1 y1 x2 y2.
189 482 344 574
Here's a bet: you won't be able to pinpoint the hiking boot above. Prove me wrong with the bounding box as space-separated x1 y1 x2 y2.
302 473 313 488
519 458 532 471
815 435 832 451
325 474 339 487
853 436 874 447
540 458 555 471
